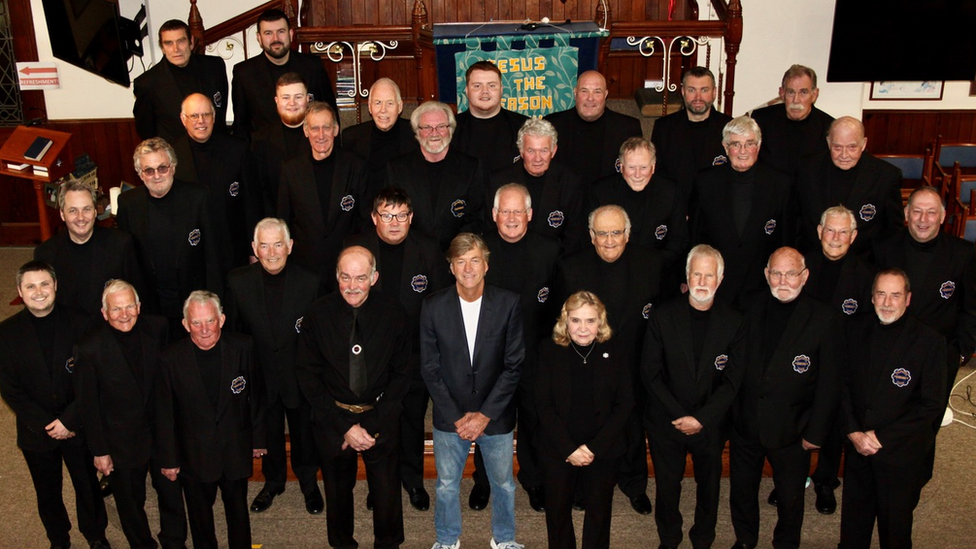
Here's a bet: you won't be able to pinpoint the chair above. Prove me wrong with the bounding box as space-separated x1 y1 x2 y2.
878 148 935 206
934 135 976 170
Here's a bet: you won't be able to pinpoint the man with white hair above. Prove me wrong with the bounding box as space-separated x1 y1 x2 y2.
690 116 794 306
729 247 841 549
387 101 486 250
643 245 745 549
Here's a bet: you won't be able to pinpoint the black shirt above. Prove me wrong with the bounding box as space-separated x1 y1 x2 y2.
194 342 223 410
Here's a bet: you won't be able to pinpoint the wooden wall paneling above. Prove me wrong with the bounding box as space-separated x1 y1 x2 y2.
527 0 540 22
864 111 976 155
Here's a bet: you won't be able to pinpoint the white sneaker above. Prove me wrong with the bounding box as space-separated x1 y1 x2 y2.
490 539 524 549
431 541 460 549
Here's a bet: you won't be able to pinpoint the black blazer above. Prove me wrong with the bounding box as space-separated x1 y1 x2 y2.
873 230 976 364
250 122 310 216
545 107 643 185
690 162 795 305
231 51 338 138
535 338 633 461
642 297 746 441
34 226 145 317
488 161 585 253
842 314 946 465
386 148 487 250
795 151 903 257
342 118 418 160
803 251 877 318
0 307 90 451
735 293 841 449
420 284 524 434
277 150 367 279
172 131 262 269
751 104 834 175
132 54 228 142
74 315 168 468
116 181 223 309
453 108 528 173
155 333 266 483
225 263 321 408
651 108 733 200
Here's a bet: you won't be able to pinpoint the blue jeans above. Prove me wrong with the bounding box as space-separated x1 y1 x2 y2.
432 428 516 545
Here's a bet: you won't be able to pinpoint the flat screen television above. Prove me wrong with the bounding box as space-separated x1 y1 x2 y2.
827 0 976 83
42 0 134 87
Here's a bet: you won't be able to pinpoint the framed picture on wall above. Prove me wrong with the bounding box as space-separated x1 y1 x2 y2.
870 81 944 100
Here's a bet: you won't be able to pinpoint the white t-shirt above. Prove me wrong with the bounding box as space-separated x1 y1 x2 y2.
459 295 483 365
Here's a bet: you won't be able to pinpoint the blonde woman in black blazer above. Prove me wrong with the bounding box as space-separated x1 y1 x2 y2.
535 291 634 549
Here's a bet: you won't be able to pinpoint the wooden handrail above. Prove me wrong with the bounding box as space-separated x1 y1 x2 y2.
191 0 298 54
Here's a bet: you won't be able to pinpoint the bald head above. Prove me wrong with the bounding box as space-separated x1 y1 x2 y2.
765 247 808 303
827 116 867 170
575 71 608 122
368 78 404 132
180 93 216 143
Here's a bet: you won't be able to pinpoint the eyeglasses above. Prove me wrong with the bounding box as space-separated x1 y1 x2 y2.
418 124 451 134
727 140 759 151
184 112 214 121
593 230 626 239
495 209 527 217
768 269 806 281
140 164 171 177
378 212 410 223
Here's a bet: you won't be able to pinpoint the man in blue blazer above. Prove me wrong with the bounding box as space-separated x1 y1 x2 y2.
420 233 525 549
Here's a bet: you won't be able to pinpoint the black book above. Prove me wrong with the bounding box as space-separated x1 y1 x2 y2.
24 137 53 162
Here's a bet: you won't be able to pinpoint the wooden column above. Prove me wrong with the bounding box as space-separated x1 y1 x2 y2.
723 0 742 116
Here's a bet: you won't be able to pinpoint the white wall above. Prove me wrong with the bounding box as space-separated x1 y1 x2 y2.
28 0 976 121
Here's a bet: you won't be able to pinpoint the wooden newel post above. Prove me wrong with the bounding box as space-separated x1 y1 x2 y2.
723 0 742 116
188 0 205 54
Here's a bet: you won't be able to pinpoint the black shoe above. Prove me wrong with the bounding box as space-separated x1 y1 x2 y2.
50 543 70 549
89 541 111 549
525 485 545 512
729 543 756 549
250 486 284 512
407 487 430 511
305 489 324 514
366 491 375 511
629 493 653 515
814 483 837 514
658 545 678 549
99 475 112 498
767 488 778 506
468 483 490 511
572 490 586 511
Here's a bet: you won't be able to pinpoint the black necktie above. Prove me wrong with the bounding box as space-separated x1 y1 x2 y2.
349 308 366 396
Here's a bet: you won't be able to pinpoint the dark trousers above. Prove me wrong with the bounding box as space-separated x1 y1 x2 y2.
109 460 187 549
181 474 251 549
318 440 404 549
811 412 844 489
515 381 543 490
399 373 429 492
22 443 107 546
647 427 723 549
542 453 618 549
263 397 319 494
616 406 650 498
839 446 925 549
729 433 810 549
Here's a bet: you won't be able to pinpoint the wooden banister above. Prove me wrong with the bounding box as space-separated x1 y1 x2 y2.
191 0 298 54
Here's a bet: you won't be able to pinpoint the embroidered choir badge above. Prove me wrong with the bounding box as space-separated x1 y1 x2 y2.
230 376 246 394
714 354 728 371
655 224 668 240
295 317 303 333
713 154 728 166
213 91 223 108
64 356 75 373
411 274 428 293
764 219 777 235
614 158 623 172
228 181 240 197
548 210 565 228
891 368 912 387
792 355 811 374
842 298 858 315
859 203 876 222
513 155 521 164
188 229 201 246
340 195 355 212
642 303 653 319
537 287 549 303
940 281 955 299
451 199 466 218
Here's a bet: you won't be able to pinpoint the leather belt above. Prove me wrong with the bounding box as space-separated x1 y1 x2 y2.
335 400 374 413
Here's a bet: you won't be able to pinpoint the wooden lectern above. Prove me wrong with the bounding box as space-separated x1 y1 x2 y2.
0 126 73 241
